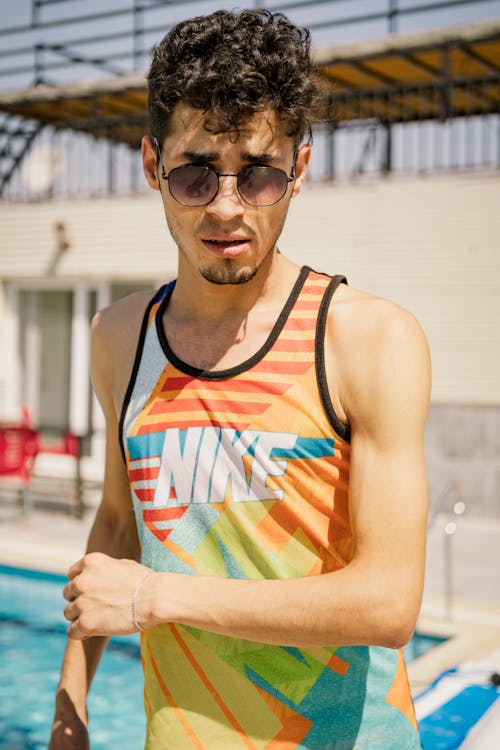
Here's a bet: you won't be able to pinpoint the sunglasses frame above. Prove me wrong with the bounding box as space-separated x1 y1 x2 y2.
152 137 296 207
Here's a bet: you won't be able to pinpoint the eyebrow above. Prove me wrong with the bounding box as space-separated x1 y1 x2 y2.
241 151 275 164
181 151 218 164
181 150 276 165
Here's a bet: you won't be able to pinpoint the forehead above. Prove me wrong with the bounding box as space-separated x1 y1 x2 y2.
163 104 292 158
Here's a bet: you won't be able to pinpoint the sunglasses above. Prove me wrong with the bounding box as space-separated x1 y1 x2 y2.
153 137 295 207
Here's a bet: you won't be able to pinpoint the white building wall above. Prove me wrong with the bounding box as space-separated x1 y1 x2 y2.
0 193 175 281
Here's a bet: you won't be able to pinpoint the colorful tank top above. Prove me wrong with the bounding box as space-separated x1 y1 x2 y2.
120 266 421 750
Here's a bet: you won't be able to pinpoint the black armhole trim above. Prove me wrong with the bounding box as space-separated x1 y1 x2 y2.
118 284 170 465
155 265 311 380
315 275 351 444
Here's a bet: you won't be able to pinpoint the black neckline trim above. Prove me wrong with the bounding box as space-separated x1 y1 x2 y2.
154 265 312 381
315 275 352 444
118 284 171 464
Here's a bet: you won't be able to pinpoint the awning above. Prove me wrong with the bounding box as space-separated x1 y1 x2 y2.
316 19 500 125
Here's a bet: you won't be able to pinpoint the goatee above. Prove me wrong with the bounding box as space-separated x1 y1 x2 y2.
200 259 259 285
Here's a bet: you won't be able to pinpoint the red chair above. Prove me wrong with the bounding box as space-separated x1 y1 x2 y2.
38 432 80 459
0 424 40 512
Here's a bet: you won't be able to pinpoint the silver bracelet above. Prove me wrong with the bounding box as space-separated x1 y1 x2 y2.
131 570 155 631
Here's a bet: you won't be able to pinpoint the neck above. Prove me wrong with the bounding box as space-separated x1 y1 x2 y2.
170 249 300 326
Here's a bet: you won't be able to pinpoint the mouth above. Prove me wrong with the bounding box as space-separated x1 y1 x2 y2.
202 238 250 257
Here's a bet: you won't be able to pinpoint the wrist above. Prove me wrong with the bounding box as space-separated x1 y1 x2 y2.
133 571 164 629
136 571 181 629
132 569 156 631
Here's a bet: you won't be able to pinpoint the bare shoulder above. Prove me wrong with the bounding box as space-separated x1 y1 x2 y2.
325 283 431 430
328 283 429 349
91 288 160 416
91 289 155 348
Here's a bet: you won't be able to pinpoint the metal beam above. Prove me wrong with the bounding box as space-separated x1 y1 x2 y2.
458 41 500 75
41 44 126 77
0 121 43 195
314 67 363 90
458 80 500 110
348 60 400 86
399 52 441 78
353 126 378 175
440 44 452 121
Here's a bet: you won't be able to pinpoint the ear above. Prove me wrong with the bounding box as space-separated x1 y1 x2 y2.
142 135 160 191
291 143 311 197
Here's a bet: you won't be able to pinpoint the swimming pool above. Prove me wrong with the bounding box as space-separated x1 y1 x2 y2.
0 565 446 749
0 565 145 749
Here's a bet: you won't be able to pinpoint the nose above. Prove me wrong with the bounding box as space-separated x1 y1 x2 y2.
205 174 245 221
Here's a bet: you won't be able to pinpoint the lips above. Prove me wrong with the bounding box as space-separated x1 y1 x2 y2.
202 237 250 256
204 237 248 245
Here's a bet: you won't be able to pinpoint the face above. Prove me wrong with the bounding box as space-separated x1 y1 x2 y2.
142 104 310 286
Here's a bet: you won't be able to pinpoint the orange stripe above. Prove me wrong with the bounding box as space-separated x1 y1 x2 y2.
255 517 293 553
138 420 249 433
146 522 172 542
160 376 192 391
272 338 315 353
134 485 176 503
149 398 270 416
169 624 259 750
162 536 197 569
146 639 205 750
282 318 317 331
147 301 162 327
385 648 419 729
134 488 155 502
162 377 291 395
250 360 312 375
143 685 153 721
253 683 312 748
301 283 328 295
143 506 187 521
327 653 351 676
293 300 323 311
129 466 159 482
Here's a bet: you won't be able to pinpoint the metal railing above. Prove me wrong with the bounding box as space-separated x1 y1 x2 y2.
3 107 497 201
429 484 467 621
1 0 499 89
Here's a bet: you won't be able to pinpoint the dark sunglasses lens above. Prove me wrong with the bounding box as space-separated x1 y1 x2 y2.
168 165 218 206
238 166 288 206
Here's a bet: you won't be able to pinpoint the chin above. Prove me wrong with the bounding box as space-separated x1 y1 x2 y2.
200 260 259 286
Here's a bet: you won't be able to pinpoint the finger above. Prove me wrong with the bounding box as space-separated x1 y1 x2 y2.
62 580 77 602
67 620 87 640
63 600 79 622
67 615 92 641
67 557 85 580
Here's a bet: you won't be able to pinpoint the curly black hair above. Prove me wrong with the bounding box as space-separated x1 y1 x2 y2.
147 9 329 146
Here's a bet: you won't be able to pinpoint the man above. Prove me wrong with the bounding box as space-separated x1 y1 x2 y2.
50 9 430 749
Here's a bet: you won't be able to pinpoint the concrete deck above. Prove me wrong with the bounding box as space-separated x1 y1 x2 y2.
1 494 499 696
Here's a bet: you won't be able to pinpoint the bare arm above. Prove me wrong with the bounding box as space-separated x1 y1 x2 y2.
63 293 431 650
49 306 143 748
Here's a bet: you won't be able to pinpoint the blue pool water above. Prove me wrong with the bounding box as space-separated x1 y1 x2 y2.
0 565 144 749
0 565 446 749
403 631 447 663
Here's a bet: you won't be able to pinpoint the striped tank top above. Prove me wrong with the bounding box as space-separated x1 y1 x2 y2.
120 266 421 750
